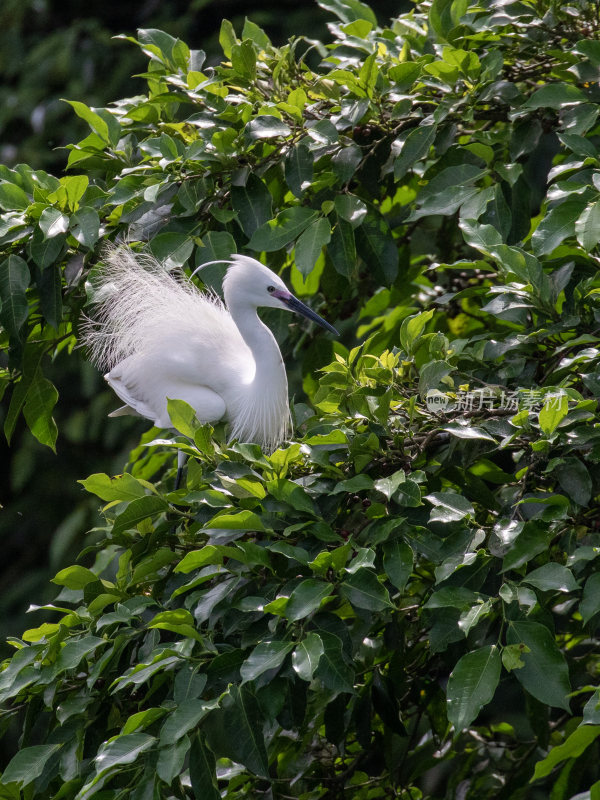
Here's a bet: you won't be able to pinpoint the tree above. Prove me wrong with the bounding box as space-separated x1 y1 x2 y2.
1 0 600 797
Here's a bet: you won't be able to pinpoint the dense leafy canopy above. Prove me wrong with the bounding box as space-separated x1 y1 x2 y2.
2 0 600 797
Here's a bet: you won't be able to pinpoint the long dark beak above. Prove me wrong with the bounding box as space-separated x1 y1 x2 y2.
281 293 339 336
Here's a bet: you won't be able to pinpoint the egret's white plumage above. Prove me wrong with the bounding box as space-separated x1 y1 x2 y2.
82 246 337 453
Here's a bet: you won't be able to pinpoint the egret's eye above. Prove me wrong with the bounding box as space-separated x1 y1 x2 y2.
267 285 275 293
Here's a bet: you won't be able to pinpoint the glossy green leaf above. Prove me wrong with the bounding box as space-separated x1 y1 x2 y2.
507 620 571 710
204 685 269 776
285 144 314 198
231 174 272 237
447 645 501 731
523 563 578 593
531 725 600 782
111 495 169 536
580 573 600 624
240 640 293 682
189 735 220 800
295 217 331 277
248 207 319 252
382 539 413 592
314 631 355 693
292 632 324 681
340 568 393 611
531 200 585 256
0 255 29 340
285 579 334 620
0 744 61 787
538 393 568 436
328 216 356 278
79 472 148 502
425 492 474 523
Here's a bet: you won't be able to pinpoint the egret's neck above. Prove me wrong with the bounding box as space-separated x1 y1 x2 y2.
225 296 291 451
228 303 285 385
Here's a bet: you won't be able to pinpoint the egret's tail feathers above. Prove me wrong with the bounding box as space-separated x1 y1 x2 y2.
108 404 141 418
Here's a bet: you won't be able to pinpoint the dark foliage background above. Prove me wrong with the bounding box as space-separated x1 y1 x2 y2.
1 0 600 797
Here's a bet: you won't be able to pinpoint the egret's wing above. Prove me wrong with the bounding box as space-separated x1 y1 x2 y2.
106 353 227 429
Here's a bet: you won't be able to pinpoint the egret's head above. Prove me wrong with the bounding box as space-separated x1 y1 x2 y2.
219 255 339 336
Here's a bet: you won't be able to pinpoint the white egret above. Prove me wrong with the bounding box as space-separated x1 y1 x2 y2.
82 246 338 486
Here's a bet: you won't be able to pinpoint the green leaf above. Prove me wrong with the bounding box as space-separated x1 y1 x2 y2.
292 632 324 681
314 631 355 693
4 343 43 444
356 213 398 283
232 40 256 79
22 374 58 451
429 0 467 40
0 255 29 341
248 207 319 252
65 100 111 144
580 573 600 625
446 645 501 731
382 539 413 592
525 83 587 110
94 733 155 773
332 474 374 494
79 472 149 502
242 19 271 49
554 457 592 506
576 200 600 251
394 125 437 180
157 735 190 785
167 397 201 438
523 563 578 593
149 609 202 641
425 492 474 523
204 685 269 776
531 725 600 782
159 699 210 745
285 579 334 621
318 0 377 24
400 309 434 354
501 522 550 572
374 470 405 500
334 195 367 228
205 510 265 531
219 19 236 58
147 233 194 269
531 200 585 256
70 207 100 249
240 640 294 682
359 53 377 96
52 565 98 589
38 263 63 329
245 116 290 140
538 393 568 436
189 735 220 800
31 226 64 269
295 217 331 277
0 744 61 787
340 568 393 611
39 207 69 238
112 495 169 537
328 217 356 278
507 620 571 710
285 144 314 198
0 181 30 211
231 174 272 237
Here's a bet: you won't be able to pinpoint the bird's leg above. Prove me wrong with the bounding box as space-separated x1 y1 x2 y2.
175 450 187 490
